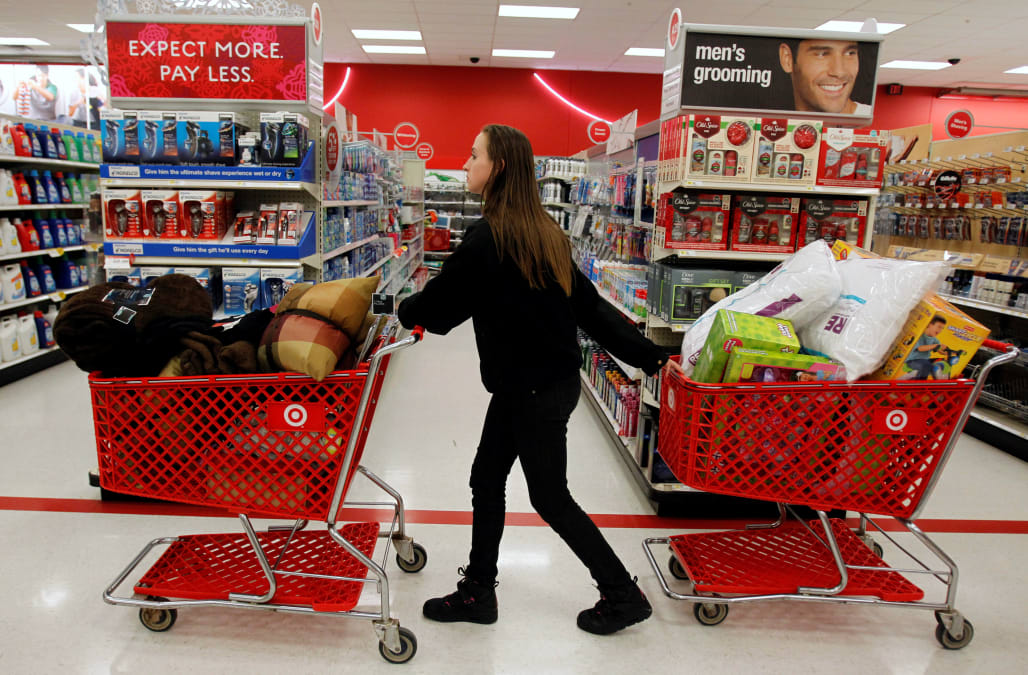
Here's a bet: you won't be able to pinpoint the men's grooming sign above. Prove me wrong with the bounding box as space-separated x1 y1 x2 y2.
666 24 882 125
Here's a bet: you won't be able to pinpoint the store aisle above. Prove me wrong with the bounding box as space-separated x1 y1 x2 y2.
0 323 1026 673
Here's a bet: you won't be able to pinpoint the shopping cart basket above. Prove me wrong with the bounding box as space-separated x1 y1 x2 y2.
643 339 1018 650
94 321 426 664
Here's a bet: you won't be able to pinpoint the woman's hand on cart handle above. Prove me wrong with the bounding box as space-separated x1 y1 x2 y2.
663 357 686 377
410 326 426 343
983 339 1016 353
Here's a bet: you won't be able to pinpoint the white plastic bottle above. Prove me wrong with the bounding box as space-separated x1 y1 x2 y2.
1 169 16 205
2 263 25 302
0 316 21 362
18 314 39 355
43 302 59 330
0 217 15 255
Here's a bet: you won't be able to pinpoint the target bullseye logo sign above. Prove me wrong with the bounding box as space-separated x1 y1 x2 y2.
267 402 326 432
873 408 927 435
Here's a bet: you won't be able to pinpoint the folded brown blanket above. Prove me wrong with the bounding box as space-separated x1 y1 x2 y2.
175 331 258 376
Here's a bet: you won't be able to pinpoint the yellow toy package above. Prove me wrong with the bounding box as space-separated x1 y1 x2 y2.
872 294 989 381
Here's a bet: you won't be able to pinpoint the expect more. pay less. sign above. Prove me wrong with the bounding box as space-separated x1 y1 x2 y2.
105 21 308 102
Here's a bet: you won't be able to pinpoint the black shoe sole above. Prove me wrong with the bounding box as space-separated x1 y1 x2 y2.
577 607 652 635
423 608 498 624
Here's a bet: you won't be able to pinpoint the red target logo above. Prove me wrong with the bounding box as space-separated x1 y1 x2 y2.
267 402 326 432
873 408 927 435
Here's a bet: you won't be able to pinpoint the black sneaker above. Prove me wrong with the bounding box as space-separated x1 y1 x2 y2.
423 567 498 624
577 578 652 635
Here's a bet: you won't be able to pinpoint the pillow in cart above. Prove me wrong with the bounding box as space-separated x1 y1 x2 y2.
257 277 380 380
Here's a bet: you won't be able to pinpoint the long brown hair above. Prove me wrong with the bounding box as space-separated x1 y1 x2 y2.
479 124 574 296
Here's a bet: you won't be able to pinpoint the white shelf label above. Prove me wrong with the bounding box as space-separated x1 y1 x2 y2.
105 256 132 269
107 166 141 178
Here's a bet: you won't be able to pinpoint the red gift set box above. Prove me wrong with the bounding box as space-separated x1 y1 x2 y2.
798 198 869 248
685 115 757 182
729 195 800 253
658 187 732 250
751 118 822 186
816 128 889 189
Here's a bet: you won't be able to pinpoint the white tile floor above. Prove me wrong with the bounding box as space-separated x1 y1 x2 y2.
1 322 1026 673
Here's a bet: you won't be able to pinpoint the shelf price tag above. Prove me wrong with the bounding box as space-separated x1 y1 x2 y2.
47 248 64 258
105 256 133 270
48 291 67 302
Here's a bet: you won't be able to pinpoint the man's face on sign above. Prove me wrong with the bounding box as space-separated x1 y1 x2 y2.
780 40 860 114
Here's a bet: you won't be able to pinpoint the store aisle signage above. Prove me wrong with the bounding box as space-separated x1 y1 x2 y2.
663 24 883 125
393 122 420 150
945 110 974 139
607 110 637 155
416 143 434 160
105 20 308 102
587 120 610 144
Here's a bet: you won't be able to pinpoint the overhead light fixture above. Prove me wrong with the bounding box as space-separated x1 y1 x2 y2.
498 5 579 19
66 24 95 33
493 49 555 58
352 29 422 41
323 66 352 110
0 37 50 46
362 45 426 55
816 20 905 34
939 86 1028 99
881 60 952 70
533 73 609 123
625 47 664 57
1005 65 1028 75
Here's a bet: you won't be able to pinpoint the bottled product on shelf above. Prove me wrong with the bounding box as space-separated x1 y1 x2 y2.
579 329 641 438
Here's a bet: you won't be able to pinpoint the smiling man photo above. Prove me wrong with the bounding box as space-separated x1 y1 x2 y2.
778 38 871 116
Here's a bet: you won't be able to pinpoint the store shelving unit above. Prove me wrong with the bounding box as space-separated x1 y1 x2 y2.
1 115 101 384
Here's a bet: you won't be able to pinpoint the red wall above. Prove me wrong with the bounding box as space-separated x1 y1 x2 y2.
324 64 660 168
324 65 1028 167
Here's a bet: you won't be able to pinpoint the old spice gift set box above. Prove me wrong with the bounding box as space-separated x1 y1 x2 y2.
685 115 757 182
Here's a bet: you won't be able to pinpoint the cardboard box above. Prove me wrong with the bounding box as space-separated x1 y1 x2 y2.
685 115 757 182
729 195 799 253
259 112 309 166
693 310 800 383
222 267 262 317
723 348 843 383
815 128 889 189
100 109 139 164
798 198 868 248
872 294 989 381
106 267 142 286
261 267 303 309
277 202 304 245
734 269 764 293
659 188 731 250
174 267 221 308
138 111 179 164
752 118 822 186
179 190 218 240
257 204 280 245
139 266 174 287
177 112 243 165
103 189 143 239
664 267 735 324
140 190 180 240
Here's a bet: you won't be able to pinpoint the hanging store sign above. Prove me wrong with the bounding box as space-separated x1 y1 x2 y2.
945 110 974 139
663 23 883 126
393 121 420 149
416 142 434 160
587 120 610 144
105 20 309 103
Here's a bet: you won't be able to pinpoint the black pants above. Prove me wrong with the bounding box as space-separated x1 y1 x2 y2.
465 373 632 589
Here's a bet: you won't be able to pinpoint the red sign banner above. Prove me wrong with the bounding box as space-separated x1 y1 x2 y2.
105 21 308 101
266 402 326 432
945 110 974 140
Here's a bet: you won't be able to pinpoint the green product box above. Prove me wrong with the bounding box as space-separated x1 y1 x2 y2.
693 310 801 383
666 267 735 323
722 348 844 383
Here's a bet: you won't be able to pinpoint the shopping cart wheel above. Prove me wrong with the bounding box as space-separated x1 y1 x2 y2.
138 596 177 632
379 626 418 663
667 555 688 580
396 543 428 573
935 619 974 650
870 541 884 559
693 602 729 626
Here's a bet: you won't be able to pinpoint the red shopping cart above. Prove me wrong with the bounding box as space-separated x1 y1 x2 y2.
95 321 426 664
643 339 1019 650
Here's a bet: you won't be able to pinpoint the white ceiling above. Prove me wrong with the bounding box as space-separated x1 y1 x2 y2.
2 0 1028 89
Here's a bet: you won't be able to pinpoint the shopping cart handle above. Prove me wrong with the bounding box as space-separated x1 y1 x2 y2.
410 326 426 343
982 339 1016 353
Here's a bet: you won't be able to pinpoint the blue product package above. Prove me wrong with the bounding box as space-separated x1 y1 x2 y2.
222 267 263 316
106 267 142 286
34 311 55 348
139 266 174 288
260 267 303 309
33 220 54 249
36 261 58 292
139 111 180 164
177 112 242 165
100 109 140 164
45 218 67 248
27 171 47 204
24 123 42 157
20 261 41 296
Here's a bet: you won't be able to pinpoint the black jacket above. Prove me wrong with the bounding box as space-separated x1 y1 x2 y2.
398 218 665 393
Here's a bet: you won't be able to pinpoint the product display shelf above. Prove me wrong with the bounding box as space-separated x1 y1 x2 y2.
669 179 880 197
655 248 792 263
0 202 90 213
578 370 632 450
0 155 100 171
0 344 64 372
1 285 89 312
323 235 384 263
324 199 380 208
542 202 574 209
592 280 645 326
0 243 101 264
939 293 1028 321
646 314 692 333
361 252 393 279
401 216 426 226
101 177 321 200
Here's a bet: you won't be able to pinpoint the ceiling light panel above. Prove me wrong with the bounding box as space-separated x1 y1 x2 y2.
66 24 95 33
881 60 953 70
624 47 664 57
816 20 906 34
498 5 580 20
362 45 427 54
493 49 556 58
0 37 50 46
352 30 422 40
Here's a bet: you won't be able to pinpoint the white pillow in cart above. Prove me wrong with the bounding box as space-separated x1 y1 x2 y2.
679 240 842 376
800 258 950 381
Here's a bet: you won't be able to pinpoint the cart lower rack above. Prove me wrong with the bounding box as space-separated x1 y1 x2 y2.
94 323 427 663
644 339 1018 650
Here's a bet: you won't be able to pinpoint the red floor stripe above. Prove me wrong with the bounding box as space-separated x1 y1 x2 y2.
1 496 1027 534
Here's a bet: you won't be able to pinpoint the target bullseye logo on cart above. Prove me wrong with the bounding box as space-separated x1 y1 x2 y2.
873 407 927 435
267 402 326 432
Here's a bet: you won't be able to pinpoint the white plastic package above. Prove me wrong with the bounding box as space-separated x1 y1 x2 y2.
679 240 841 375
800 258 950 380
